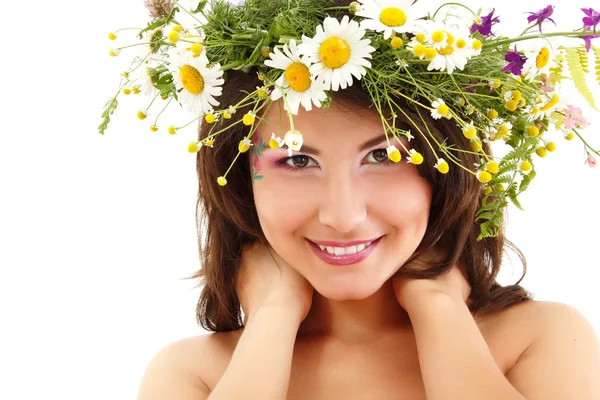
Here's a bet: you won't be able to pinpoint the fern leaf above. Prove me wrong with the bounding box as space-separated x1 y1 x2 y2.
565 47 598 111
594 46 600 87
577 47 590 73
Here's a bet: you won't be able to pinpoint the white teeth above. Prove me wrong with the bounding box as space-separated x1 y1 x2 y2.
315 241 374 256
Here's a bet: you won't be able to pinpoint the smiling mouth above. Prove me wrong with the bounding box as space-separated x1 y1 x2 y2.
307 237 382 256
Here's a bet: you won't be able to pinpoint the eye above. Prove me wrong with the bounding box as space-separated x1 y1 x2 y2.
364 148 392 164
283 155 317 169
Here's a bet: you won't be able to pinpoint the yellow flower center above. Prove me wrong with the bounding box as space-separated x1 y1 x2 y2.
425 47 438 60
217 176 228 186
536 147 547 158
319 36 351 69
486 161 499 174
168 126 177 135
520 161 532 172
285 63 312 92
410 152 424 165
437 104 450 116
437 161 449 174
432 31 445 43
536 47 550 69
391 37 404 49
472 39 482 50
205 113 216 124
415 34 426 43
413 44 426 57
463 125 477 139
470 138 482 152
488 109 498 119
438 46 454 56
527 126 539 137
505 100 517 112
565 132 574 141
187 142 199 153
445 32 455 45
388 148 401 163
379 7 406 27
497 125 509 138
456 39 466 49
477 171 492 183
546 141 556 152
180 65 205 95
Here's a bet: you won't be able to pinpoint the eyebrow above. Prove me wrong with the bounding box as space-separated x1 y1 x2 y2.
299 134 390 156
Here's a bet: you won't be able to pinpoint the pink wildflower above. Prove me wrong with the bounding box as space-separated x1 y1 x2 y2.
563 105 590 130
585 153 597 168
538 74 555 93
143 0 175 20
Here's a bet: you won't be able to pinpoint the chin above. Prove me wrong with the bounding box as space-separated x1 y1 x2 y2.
311 277 384 301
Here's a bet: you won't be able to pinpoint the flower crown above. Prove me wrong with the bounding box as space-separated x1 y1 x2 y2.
100 0 600 240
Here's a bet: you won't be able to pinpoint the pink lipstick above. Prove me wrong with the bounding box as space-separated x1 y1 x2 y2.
307 237 381 266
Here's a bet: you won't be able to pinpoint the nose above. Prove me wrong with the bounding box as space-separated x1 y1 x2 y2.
318 171 367 233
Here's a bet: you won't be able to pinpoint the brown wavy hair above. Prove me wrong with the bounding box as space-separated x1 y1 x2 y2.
186 2 534 332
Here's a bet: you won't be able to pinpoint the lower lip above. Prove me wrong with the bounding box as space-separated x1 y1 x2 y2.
308 238 381 266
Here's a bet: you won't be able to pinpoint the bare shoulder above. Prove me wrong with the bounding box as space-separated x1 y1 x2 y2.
500 300 600 398
136 331 243 400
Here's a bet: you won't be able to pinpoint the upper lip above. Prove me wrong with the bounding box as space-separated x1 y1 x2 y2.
308 237 381 247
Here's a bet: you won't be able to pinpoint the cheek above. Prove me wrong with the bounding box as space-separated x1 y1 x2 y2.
367 171 432 228
253 177 317 239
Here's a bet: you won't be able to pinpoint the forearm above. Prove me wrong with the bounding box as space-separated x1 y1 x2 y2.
407 293 526 400
208 306 300 400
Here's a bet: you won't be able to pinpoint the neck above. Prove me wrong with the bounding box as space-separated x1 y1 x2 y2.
297 279 412 343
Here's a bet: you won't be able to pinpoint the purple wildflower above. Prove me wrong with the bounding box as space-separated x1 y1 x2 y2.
582 8 600 33
470 8 501 36
527 5 556 33
582 32 600 52
503 50 527 76
143 0 175 20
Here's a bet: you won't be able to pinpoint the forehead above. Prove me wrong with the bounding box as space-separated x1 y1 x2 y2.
258 99 384 139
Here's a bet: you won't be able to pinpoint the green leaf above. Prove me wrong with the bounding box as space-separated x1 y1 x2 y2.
565 47 598 111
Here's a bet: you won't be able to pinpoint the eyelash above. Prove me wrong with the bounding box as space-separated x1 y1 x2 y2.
275 148 404 173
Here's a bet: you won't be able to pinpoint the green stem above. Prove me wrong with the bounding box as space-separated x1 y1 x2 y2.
573 128 600 156
432 2 476 20
483 31 586 49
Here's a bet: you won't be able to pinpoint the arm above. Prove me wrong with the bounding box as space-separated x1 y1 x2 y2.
505 301 600 400
208 306 302 400
136 306 302 400
406 292 527 400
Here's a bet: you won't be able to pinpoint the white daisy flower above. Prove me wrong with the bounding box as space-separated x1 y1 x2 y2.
264 39 328 115
283 129 304 156
167 47 225 115
355 0 426 39
522 44 554 81
269 133 285 148
423 23 475 74
139 28 167 59
130 64 158 98
298 15 375 91
431 98 450 119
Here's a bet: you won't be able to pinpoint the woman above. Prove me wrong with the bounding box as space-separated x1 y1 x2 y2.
122 1 600 398
136 73 600 399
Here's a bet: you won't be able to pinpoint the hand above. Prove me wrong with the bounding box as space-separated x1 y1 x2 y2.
392 254 471 313
236 241 314 324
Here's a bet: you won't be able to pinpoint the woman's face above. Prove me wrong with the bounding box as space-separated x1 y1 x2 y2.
251 100 433 300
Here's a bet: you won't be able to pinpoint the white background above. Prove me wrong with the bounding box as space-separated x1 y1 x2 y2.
1 0 599 399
